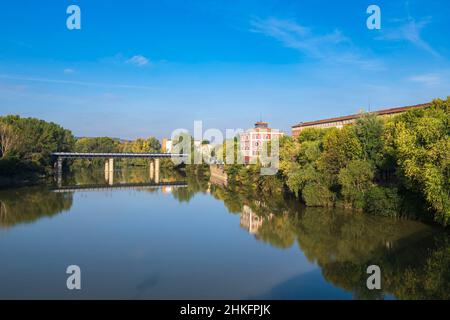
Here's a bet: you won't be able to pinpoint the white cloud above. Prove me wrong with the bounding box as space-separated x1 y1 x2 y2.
0 74 155 90
377 17 440 58
126 55 150 67
64 68 75 74
250 17 383 70
407 73 441 85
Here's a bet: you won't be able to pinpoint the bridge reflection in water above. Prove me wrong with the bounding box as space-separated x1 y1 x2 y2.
50 181 188 193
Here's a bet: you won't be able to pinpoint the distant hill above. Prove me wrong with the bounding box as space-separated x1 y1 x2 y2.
75 137 132 143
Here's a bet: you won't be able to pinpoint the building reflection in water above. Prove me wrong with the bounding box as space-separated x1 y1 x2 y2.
161 186 173 194
240 205 273 235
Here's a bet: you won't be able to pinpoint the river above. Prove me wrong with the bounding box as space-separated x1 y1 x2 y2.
0 167 448 299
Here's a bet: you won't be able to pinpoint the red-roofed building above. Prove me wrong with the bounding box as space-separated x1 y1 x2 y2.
291 103 429 137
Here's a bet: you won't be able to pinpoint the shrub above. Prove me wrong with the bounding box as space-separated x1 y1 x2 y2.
338 160 375 209
302 182 335 207
364 186 401 217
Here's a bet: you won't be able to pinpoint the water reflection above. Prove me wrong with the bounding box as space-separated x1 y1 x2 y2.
0 187 73 228
215 188 450 299
205 173 450 299
0 167 449 299
65 167 186 186
240 205 274 235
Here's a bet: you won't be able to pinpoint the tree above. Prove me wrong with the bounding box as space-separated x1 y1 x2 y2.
0 115 75 168
120 137 161 166
338 160 375 209
0 123 20 157
74 137 119 167
385 98 450 225
75 137 118 153
318 127 363 182
352 114 384 166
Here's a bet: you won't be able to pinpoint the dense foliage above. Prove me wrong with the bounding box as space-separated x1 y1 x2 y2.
72 136 161 168
225 98 450 226
0 115 75 183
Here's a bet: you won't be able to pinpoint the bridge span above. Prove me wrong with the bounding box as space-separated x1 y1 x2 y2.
52 152 188 186
51 152 188 159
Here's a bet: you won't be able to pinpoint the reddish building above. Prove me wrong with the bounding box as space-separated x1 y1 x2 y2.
240 121 284 164
291 103 429 137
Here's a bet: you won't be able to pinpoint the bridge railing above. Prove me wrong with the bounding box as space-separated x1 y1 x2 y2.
51 152 188 158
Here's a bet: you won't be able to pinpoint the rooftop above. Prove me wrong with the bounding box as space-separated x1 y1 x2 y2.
292 103 429 129
254 121 269 129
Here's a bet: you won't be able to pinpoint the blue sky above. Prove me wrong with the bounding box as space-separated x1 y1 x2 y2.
0 0 449 139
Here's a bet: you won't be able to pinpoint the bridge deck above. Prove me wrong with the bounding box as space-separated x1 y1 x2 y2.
52 152 188 159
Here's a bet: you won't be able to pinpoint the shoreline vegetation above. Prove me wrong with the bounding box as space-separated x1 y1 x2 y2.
0 97 449 227
222 97 449 227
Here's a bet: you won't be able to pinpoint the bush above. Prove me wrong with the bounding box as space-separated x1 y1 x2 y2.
0 157 41 177
364 186 401 217
338 160 375 209
302 182 335 207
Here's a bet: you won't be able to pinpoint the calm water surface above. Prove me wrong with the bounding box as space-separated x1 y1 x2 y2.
0 168 449 299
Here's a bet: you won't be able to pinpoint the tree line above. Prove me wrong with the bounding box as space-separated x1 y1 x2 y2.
223 97 449 227
0 115 162 184
0 115 75 184
72 136 161 167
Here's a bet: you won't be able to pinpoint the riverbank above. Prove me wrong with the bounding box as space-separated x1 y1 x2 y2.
0 157 45 189
218 99 449 227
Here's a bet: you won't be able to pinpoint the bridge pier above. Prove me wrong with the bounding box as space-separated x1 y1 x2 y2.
108 168 114 185
107 158 114 185
50 154 180 186
148 159 160 183
57 157 63 187
149 160 154 180
154 158 160 184
104 160 109 181
108 158 114 173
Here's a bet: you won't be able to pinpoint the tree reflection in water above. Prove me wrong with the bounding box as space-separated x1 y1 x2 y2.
0 187 73 228
209 181 450 300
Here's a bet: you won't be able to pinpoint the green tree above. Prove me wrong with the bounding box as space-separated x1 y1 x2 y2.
0 123 20 157
74 137 119 167
120 137 161 166
352 114 385 167
318 127 363 183
385 98 450 225
338 160 375 209
0 115 75 170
